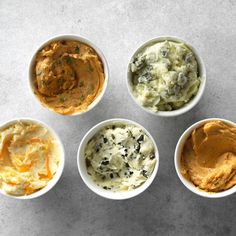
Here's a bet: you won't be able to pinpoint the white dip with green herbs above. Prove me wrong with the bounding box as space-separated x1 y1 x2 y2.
84 123 156 191
129 40 201 111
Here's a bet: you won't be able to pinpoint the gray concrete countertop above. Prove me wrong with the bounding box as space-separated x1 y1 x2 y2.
0 0 235 235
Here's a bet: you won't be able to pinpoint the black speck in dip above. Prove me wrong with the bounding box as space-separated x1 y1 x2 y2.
135 143 141 153
150 154 155 160
137 135 144 142
101 160 109 165
141 170 148 178
86 159 91 167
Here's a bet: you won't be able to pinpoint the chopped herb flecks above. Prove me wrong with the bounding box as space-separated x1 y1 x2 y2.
88 63 94 72
135 143 141 153
79 81 84 87
59 96 66 103
80 95 85 101
137 135 144 142
75 46 80 54
150 154 155 160
57 77 65 86
101 160 109 165
141 170 148 178
66 57 74 64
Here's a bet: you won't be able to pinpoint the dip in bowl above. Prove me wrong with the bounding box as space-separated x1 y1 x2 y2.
0 118 64 199
29 35 109 116
175 118 236 198
127 36 206 117
78 119 159 200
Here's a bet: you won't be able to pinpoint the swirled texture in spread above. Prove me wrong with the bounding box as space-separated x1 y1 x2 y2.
0 121 61 196
129 40 201 111
181 121 236 192
33 40 105 115
85 123 156 191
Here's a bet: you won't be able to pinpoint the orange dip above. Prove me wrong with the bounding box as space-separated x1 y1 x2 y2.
181 121 236 192
33 40 105 115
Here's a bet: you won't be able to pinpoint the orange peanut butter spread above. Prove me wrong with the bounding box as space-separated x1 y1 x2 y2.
181 121 236 192
33 40 105 115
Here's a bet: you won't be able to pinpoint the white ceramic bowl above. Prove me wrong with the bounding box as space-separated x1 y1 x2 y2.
77 118 159 200
175 118 236 198
0 118 65 200
127 36 206 117
29 34 109 116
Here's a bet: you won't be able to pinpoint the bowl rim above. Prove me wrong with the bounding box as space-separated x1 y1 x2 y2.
28 34 109 116
0 117 65 200
174 117 236 198
77 118 159 200
127 35 207 117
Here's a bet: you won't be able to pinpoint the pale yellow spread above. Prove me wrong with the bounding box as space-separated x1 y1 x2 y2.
0 121 61 196
181 121 236 192
85 123 156 191
33 40 105 115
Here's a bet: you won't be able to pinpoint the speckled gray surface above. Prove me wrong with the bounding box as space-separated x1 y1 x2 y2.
0 0 236 235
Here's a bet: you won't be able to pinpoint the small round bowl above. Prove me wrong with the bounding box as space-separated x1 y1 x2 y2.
77 118 159 200
29 34 109 116
127 36 206 117
174 118 236 198
0 118 65 200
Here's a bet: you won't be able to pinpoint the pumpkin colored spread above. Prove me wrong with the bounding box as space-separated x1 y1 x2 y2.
181 121 236 192
33 40 105 115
